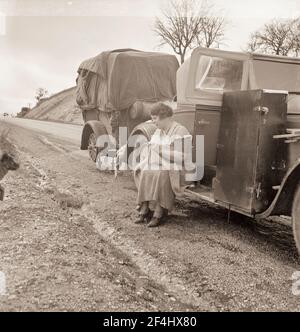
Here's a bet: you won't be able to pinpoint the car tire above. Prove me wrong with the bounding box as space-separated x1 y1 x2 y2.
88 132 99 162
292 184 300 255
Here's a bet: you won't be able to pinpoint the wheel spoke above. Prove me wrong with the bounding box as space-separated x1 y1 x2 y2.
88 133 98 162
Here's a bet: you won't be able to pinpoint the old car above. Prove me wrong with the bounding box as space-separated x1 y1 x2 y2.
76 48 179 162
132 47 300 253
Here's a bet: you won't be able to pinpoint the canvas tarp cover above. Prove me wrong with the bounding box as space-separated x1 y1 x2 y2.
76 49 179 112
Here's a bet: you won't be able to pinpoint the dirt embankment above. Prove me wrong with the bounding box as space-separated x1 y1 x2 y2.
24 87 83 125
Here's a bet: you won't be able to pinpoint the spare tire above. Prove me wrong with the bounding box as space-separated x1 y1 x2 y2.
292 184 300 255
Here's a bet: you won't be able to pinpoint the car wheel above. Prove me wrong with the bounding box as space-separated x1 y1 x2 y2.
292 184 300 255
88 132 99 162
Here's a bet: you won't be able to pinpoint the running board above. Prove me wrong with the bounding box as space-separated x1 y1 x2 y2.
184 187 215 204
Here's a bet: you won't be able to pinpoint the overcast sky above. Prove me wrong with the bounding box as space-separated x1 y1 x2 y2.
0 0 299 114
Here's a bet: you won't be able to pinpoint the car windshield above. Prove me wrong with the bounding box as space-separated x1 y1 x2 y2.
253 60 300 92
194 55 243 93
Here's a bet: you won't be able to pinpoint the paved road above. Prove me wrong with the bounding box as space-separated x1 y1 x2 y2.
1 118 82 144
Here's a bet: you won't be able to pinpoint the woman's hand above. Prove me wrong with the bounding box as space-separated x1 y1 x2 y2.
116 144 127 168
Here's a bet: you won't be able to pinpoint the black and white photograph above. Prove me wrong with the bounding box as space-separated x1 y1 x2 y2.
0 0 300 318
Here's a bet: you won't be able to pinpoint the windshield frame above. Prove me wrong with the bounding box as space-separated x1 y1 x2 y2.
185 48 250 106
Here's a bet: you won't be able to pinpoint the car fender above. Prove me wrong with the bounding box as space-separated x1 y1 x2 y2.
129 120 156 141
81 120 108 150
256 160 300 219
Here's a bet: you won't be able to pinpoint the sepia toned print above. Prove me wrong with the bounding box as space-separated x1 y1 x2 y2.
0 0 300 316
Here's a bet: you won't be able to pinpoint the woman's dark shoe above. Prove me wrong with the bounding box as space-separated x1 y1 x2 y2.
147 217 161 228
134 210 153 224
144 210 153 223
134 214 146 224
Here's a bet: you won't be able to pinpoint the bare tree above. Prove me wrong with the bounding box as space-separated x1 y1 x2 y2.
197 16 227 48
154 0 227 64
247 18 300 56
35 88 48 103
293 19 300 56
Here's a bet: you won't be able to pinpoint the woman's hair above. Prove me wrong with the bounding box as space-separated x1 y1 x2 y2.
150 102 173 119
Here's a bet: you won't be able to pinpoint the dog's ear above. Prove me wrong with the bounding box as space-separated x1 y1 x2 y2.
1 153 9 162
